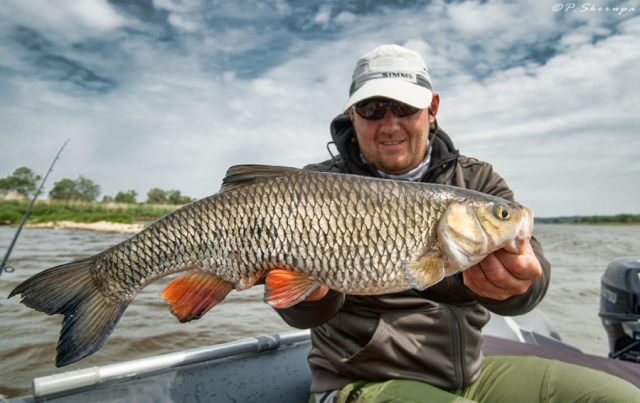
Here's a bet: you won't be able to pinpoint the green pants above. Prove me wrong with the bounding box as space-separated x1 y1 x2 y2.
311 356 640 403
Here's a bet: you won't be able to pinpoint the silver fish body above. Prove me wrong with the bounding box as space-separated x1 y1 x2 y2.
10 165 533 366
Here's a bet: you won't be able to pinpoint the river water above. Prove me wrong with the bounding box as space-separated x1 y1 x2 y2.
1 224 639 398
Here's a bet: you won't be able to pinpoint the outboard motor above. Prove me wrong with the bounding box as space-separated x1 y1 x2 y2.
600 257 640 363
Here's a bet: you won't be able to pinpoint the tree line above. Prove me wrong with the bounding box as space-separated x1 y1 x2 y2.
0 167 195 205
536 214 640 224
574 214 640 224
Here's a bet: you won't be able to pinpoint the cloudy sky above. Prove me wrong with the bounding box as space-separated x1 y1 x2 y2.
0 0 638 217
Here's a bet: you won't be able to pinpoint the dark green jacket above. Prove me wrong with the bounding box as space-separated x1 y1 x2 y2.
276 114 551 392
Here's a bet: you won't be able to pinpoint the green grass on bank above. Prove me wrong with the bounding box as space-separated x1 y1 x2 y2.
0 199 180 225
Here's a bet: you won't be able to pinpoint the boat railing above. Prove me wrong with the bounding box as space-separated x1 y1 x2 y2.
32 329 311 399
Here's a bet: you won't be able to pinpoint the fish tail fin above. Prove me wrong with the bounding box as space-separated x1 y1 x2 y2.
9 258 128 367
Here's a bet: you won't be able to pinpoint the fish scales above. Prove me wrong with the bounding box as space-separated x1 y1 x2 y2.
10 165 534 367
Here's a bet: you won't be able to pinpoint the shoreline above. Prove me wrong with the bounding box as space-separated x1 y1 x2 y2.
22 221 145 234
535 222 640 226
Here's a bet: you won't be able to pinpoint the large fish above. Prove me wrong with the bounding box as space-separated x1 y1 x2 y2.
9 165 533 367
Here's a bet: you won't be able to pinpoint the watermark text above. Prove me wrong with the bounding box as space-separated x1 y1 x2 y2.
552 3 636 14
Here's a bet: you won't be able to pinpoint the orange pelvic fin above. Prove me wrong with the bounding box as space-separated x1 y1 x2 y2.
264 269 320 309
161 270 234 323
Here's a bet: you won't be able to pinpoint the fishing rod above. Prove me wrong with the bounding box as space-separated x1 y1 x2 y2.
0 139 70 277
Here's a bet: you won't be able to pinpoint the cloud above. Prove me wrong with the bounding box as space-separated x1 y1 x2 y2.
108 0 169 25
436 14 640 215
69 0 128 30
9 26 118 93
335 11 357 24
314 5 332 28
0 0 127 42
402 39 431 55
0 0 637 217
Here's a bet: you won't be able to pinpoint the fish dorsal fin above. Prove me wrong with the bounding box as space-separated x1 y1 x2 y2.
219 165 302 193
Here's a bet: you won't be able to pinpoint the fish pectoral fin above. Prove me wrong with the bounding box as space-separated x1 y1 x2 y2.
219 165 301 193
161 270 235 323
264 269 320 309
403 253 445 291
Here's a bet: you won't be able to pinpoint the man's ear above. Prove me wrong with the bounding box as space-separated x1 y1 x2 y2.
429 93 440 124
348 107 358 143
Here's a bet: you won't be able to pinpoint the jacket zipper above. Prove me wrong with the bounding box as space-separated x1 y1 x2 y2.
444 304 466 389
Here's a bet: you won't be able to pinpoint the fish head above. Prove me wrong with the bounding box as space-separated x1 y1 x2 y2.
437 196 533 275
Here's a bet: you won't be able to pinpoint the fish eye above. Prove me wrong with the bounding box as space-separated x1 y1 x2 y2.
495 205 510 220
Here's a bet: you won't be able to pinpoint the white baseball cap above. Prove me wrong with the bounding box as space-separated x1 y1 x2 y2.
343 44 433 113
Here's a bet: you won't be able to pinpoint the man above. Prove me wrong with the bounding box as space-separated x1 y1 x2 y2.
276 45 639 402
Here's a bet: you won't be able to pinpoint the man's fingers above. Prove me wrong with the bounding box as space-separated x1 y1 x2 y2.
474 253 511 286
463 242 542 300
463 264 512 300
493 241 541 282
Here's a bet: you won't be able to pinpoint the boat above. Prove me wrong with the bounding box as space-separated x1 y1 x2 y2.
7 308 639 403
8 257 640 402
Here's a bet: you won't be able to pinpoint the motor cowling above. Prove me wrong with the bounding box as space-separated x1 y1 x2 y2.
600 257 640 363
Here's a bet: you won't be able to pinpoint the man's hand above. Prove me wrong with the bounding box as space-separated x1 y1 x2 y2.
462 240 542 300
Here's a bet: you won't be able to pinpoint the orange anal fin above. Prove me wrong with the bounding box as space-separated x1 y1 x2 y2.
161 270 234 323
264 269 320 309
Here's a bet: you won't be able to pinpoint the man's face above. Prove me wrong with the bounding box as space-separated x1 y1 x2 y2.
350 93 440 176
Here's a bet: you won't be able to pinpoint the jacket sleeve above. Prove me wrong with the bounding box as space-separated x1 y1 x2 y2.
274 290 345 329
451 157 551 316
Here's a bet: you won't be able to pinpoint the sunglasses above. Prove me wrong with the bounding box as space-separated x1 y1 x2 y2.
353 99 421 120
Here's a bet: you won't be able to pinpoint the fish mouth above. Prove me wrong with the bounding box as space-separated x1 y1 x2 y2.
502 206 533 254
503 237 526 254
